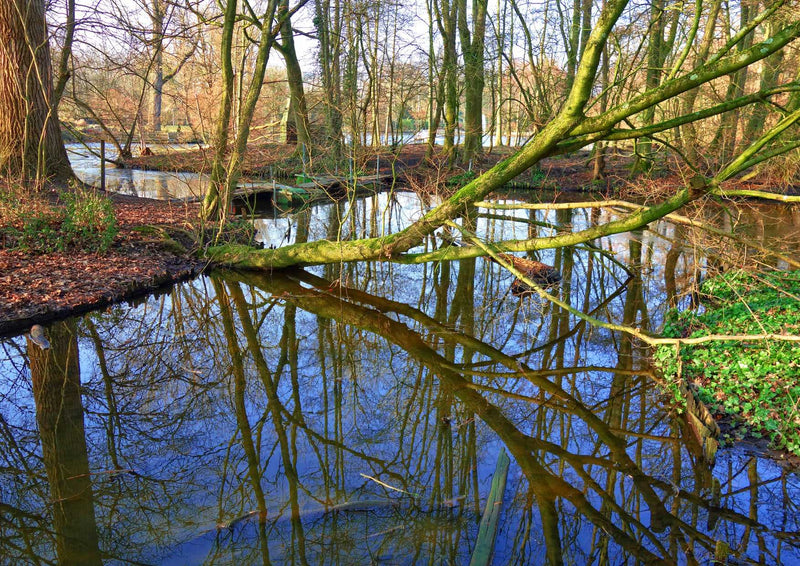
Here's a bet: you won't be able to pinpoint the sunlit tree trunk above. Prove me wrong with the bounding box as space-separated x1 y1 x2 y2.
592 45 610 179
278 0 312 152
151 0 165 132
345 10 362 149
633 0 667 171
202 0 237 220
561 0 580 92
434 0 459 158
458 0 487 162
0 0 72 180
789 66 800 112
52 0 75 108
222 3 279 203
709 2 755 165
204 0 279 223
680 0 722 166
144 0 197 135
426 0 444 157
384 7 399 146
492 0 505 147
369 6 381 146
742 19 784 147
315 0 344 157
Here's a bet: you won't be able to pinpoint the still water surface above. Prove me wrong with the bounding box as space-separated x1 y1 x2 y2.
2 165 800 564
68 143 207 200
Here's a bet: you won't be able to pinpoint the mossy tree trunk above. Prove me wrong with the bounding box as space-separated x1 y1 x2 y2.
201 0 237 220
633 0 666 171
434 0 459 159
277 0 312 153
203 0 280 222
315 0 344 158
741 18 784 148
708 2 756 165
458 0 487 163
426 0 445 159
679 0 722 167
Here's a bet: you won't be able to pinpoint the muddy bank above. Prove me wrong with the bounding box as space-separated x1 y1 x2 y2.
0 194 205 337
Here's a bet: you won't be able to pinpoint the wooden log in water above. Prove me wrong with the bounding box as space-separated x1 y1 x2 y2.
231 172 394 209
469 449 510 566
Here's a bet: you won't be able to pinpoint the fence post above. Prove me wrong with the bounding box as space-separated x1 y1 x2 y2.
100 140 106 191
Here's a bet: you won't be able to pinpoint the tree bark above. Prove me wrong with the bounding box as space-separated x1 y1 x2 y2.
0 0 72 180
151 0 165 132
458 0 487 162
278 0 312 151
742 18 784 147
202 0 237 220
709 2 756 164
205 0 280 222
434 0 459 158
315 0 344 157
633 0 667 171
52 0 75 108
679 0 722 166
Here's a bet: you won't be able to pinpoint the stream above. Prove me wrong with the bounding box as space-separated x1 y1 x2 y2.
1 149 799 564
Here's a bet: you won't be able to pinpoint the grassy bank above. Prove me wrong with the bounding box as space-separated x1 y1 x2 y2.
655 270 800 455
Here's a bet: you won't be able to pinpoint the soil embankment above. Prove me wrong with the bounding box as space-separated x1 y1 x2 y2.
1 193 203 336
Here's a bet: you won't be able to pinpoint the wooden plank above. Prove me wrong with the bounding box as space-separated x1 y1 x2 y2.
231 181 295 198
469 449 511 566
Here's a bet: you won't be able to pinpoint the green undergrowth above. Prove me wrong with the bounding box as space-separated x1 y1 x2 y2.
654 270 800 455
0 185 118 253
446 169 477 188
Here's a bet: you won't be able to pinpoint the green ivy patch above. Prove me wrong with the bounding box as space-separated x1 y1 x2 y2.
655 270 800 455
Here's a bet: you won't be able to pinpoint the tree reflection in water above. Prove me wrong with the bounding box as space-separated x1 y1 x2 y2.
1 205 799 564
28 320 102 566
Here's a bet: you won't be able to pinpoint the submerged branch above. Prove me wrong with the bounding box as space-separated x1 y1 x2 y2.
452 222 800 349
478 197 800 269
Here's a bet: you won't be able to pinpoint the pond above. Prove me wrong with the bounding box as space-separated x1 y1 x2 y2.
2 165 800 564
68 143 207 200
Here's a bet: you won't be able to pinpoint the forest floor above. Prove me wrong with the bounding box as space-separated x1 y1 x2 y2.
0 142 791 337
0 190 204 336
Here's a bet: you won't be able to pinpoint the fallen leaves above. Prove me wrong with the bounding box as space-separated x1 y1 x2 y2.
0 195 203 335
